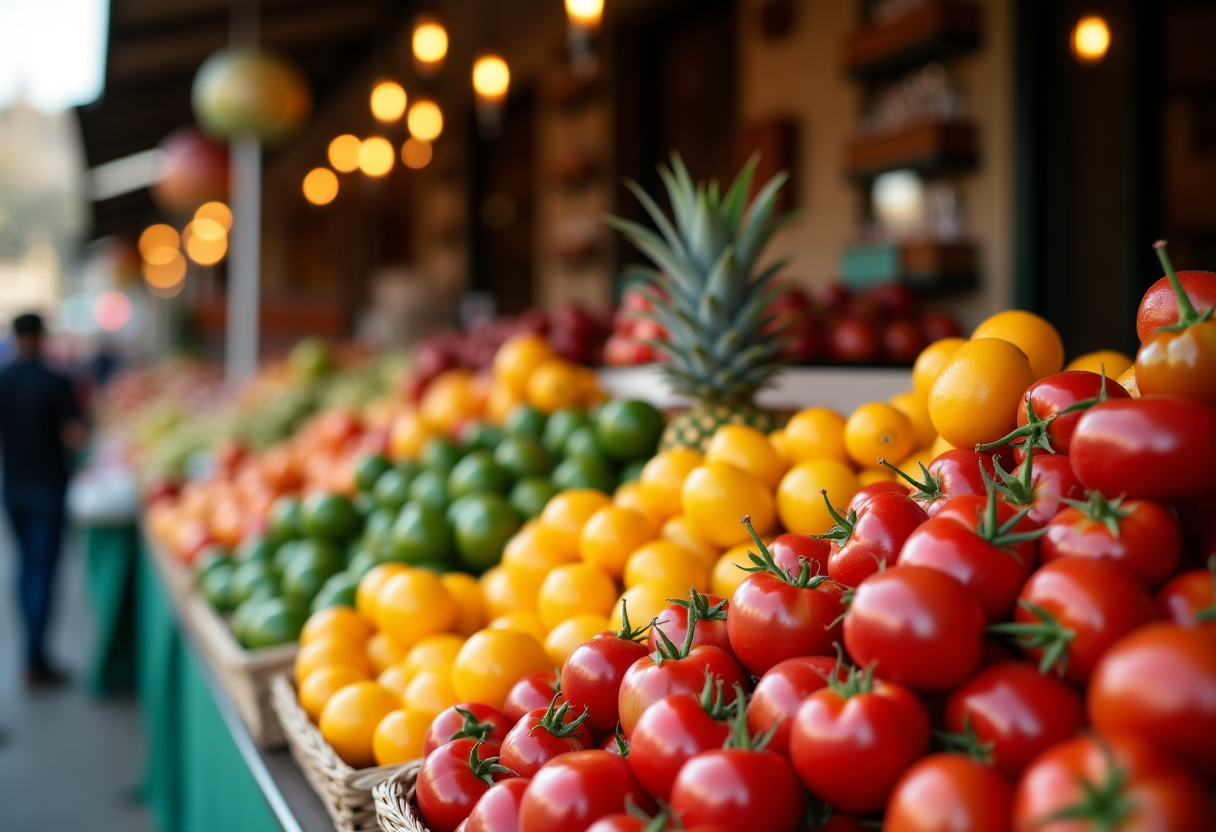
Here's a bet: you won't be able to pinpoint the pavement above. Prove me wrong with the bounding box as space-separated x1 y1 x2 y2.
0 521 151 832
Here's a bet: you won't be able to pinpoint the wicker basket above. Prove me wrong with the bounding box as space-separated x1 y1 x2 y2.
372 763 428 832
271 673 417 832
185 594 297 748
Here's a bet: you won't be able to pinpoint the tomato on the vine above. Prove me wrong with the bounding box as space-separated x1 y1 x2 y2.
519 749 656 832
647 590 733 659
847 481 909 512
423 703 511 757
1137 267 1216 341
990 451 1082 526
1157 559 1216 628
747 655 841 756
884 753 1014 832
820 489 928 588
502 669 561 725
881 449 997 516
980 370 1128 461
562 602 651 733
498 695 589 779
629 673 734 800
416 739 516 832
768 532 833 577
1134 242 1216 407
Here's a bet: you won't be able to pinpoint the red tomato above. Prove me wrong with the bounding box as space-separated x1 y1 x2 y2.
883 319 927 364
919 310 963 343
1000 371 1129 461
563 613 651 734
416 739 513 832
1069 397 1216 501
1088 623 1216 781
747 655 841 756
790 666 931 813
603 335 655 367
503 670 562 726
1136 268 1216 342
519 750 655 832
1041 492 1182 588
885 753 1014 832
992 452 1082 526
1013 733 1215 831
1157 562 1216 628
424 704 511 757
617 642 746 736
843 565 986 691
629 681 733 800
992 558 1159 685
898 492 1040 622
944 661 1085 780
828 317 881 363
647 591 733 660
670 746 804 832
823 490 928 588
886 449 997 517
498 698 588 779
462 777 526 832
768 532 833 577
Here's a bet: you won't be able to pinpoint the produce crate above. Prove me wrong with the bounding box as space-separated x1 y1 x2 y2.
183 593 297 749
270 674 416 832
372 764 427 832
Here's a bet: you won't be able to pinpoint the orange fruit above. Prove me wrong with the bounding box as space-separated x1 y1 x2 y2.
888 391 937 449
376 665 410 698
704 425 787 490
480 565 542 619
295 636 374 684
535 489 612 562
301 605 373 646
544 613 610 666
681 462 775 548
388 409 434 461
403 633 466 679
929 434 957 459
494 333 555 396
769 429 791 466
1118 365 1140 397
372 708 432 765
639 448 705 522
485 380 525 426
356 563 409 624
375 569 458 649
420 369 483 432
439 572 486 636
364 631 409 675
319 681 401 768
783 408 849 464
776 459 860 536
972 310 1064 381
659 514 721 571
858 468 898 485
299 665 370 723
579 506 657 578
912 337 966 403
844 402 916 470
927 338 1035 451
613 481 651 519
624 540 710 592
526 359 584 413
1065 350 1133 380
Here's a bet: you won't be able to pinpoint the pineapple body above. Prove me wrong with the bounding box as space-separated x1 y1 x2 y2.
661 401 781 453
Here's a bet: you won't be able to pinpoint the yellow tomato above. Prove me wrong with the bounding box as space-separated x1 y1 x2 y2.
609 580 688 631
929 433 957 459
624 540 710 592
639 448 705 522
769 429 791 466
375 570 458 649
1065 349 1134 380
912 337 966 403
844 402 916 470
896 446 938 478
704 425 787 491
711 543 758 600
500 522 567 579
403 665 457 717
295 636 374 684
1118 365 1140 397
439 572 486 636
776 459 860 535
543 613 609 666
527 358 584 413
659 514 721 571
301 605 373 646
613 481 650 518
972 310 1064 381
403 633 466 679
536 563 618 631
356 563 409 624
579 506 657 578
485 380 524 426
494 333 555 396
888 391 937 450
451 628 551 708
364 631 409 676
487 611 550 644
928 338 1035 451
299 665 369 723
376 664 410 698
372 708 432 766
319 681 401 768
388 409 434 461
535 489 612 562
480 566 542 619
681 462 775 548
420 369 483 432
783 408 850 464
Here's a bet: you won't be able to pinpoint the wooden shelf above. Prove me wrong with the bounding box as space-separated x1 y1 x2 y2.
844 1 982 79
845 120 978 180
841 241 978 293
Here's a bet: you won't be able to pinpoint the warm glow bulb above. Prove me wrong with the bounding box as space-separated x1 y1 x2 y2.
1072 15 1110 64
359 137 395 177
303 167 340 204
565 0 604 26
407 100 444 142
401 138 433 169
142 251 186 289
473 55 510 100
371 82 407 122
184 224 228 265
138 224 180 263
413 21 448 64
328 134 362 173
194 201 232 230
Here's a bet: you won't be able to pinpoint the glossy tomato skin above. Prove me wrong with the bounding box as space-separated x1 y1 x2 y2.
1157 567 1216 628
847 481 910 512
1013 371 1130 461
790 676 930 813
914 449 998 516
1041 497 1182 588
747 655 841 756
503 670 561 726
826 491 928 588
416 739 500 832
843 565 985 690
519 750 656 832
727 573 846 676
1069 397 1216 501
1000 452 1083 526
1137 269 1216 342
885 753 1014 832
647 596 733 659
462 777 526 832
1009 557 1159 685
498 705 587 779
768 533 833 576
617 645 746 736
562 634 649 733
944 661 1085 780
670 748 804 832
424 704 511 757
898 495 1039 622
1088 623 1216 781
1135 319 1216 407
628 693 731 800
1013 733 1216 832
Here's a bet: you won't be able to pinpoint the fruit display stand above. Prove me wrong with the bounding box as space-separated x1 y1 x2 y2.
371 765 426 832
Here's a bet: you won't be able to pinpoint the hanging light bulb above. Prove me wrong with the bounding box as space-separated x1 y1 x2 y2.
370 81 407 122
565 0 603 28
303 167 339 204
473 54 510 102
1071 15 1110 64
359 137 395 177
412 15 448 73
565 0 603 76
328 134 362 173
407 99 444 142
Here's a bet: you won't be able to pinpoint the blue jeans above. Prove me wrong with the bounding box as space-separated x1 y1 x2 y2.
4 483 66 668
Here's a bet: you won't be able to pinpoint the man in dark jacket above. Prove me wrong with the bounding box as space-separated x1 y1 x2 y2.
0 313 85 684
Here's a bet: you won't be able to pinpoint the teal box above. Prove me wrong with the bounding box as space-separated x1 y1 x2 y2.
841 244 900 289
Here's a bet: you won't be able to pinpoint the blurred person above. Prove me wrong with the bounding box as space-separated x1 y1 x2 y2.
0 313 86 685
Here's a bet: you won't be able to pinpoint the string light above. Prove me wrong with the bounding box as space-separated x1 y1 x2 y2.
328 134 362 173
359 137 395 177
407 100 443 142
402 138 433 169
565 0 603 27
370 82 407 122
303 167 339 204
1072 15 1110 64
473 54 510 102
413 18 448 64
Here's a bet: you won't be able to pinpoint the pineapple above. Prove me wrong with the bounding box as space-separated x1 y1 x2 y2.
605 154 795 452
